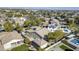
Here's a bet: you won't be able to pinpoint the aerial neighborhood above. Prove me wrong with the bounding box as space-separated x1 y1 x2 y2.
0 8 79 51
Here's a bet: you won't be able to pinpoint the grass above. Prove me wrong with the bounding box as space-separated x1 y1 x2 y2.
11 44 29 51
59 45 73 51
48 30 65 41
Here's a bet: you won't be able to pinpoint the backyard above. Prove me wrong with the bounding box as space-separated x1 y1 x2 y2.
48 30 65 42
59 45 73 51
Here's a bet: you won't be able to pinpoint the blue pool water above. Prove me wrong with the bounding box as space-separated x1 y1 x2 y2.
71 39 79 45
64 29 68 32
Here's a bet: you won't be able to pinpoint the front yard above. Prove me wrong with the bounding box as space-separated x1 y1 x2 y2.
11 44 29 51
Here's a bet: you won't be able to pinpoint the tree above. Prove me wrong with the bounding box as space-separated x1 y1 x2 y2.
35 18 45 25
68 19 78 31
24 20 31 27
3 21 14 32
15 23 23 32
14 13 23 17
24 18 45 27
31 20 37 26
6 13 13 17
74 16 79 25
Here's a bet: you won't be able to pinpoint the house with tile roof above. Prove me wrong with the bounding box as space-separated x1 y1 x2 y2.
0 31 24 50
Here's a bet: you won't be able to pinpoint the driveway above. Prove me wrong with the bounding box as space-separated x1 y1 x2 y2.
46 43 64 51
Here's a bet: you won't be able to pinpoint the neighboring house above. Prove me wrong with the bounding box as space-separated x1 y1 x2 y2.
0 25 4 32
12 17 28 26
0 31 24 50
60 21 67 25
0 17 6 25
44 18 50 23
59 18 68 28
48 19 60 32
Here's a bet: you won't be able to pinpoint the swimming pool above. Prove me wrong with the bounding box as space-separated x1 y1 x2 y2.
63 28 71 33
71 38 79 45
64 29 68 32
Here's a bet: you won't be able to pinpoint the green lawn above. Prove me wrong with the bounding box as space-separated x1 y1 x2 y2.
48 30 65 41
59 45 73 51
11 44 29 51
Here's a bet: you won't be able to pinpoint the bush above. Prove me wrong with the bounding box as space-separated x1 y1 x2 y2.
24 37 30 44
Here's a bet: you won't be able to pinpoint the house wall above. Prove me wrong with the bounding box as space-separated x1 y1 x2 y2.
13 17 26 26
3 39 24 50
32 41 48 49
31 41 40 48
40 43 48 49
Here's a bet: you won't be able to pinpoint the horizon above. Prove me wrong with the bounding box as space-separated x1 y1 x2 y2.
0 7 79 10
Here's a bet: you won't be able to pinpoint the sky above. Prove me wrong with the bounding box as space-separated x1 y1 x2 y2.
0 0 79 7
0 0 79 10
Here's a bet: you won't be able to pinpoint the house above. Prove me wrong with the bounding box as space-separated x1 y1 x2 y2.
12 17 28 26
36 28 49 38
44 18 50 23
59 18 68 28
0 25 4 32
0 31 24 50
0 16 7 25
22 28 49 49
48 19 60 32
32 39 48 49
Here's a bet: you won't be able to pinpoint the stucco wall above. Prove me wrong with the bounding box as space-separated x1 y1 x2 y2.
40 43 48 49
3 39 23 50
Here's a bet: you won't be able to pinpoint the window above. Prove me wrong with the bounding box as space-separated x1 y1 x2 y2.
17 41 21 44
11 42 16 47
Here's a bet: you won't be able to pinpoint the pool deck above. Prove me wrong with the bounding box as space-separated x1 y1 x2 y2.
68 38 79 47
